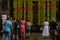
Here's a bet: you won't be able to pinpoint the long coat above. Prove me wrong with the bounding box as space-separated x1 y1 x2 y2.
42 21 49 36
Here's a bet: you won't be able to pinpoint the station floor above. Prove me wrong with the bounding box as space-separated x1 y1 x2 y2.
0 32 51 40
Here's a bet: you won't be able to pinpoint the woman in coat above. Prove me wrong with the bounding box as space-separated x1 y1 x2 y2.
20 18 25 38
42 20 49 39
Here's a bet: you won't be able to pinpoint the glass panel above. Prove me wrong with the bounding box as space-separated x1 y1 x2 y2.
22 1 24 18
10 0 13 18
49 1 51 21
56 1 60 21
45 1 47 20
26 1 28 20
2 0 8 10
33 1 38 25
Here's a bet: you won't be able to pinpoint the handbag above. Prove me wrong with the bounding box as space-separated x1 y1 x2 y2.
55 30 57 35
17 25 19 28
40 27 43 31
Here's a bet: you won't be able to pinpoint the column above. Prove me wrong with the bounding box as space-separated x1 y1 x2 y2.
28 0 33 24
38 0 40 25
13 1 17 19
24 1 26 21
18 1 22 20
40 1 45 25
47 1 49 21
51 0 56 21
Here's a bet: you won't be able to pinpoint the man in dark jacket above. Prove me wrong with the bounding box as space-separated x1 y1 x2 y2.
49 20 57 40
56 20 60 40
14 19 20 40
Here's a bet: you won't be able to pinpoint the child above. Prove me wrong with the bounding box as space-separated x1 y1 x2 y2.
26 20 31 37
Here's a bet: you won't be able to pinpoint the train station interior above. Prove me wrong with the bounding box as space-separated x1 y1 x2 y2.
0 0 60 31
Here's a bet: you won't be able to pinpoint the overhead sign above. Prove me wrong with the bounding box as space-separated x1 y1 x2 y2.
2 15 7 19
13 8 33 11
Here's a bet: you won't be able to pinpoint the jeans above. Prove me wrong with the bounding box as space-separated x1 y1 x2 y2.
3 31 11 40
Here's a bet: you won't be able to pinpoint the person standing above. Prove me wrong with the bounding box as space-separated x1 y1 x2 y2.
56 20 60 40
26 20 31 37
42 20 49 39
10 18 13 40
20 18 25 39
10 18 16 40
3 17 12 40
14 19 20 40
49 19 57 40
16 19 20 40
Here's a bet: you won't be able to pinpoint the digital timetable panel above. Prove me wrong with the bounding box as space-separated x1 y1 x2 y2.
13 0 57 25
